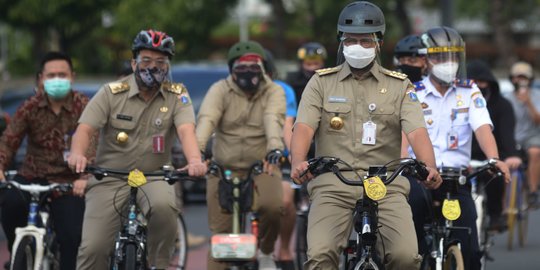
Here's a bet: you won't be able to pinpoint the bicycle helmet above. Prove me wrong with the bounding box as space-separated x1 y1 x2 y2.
132 29 175 59
394 35 426 58
337 1 385 39
297 42 327 61
421 26 467 82
227 40 265 70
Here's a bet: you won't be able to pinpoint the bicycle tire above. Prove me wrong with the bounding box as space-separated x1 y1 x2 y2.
121 243 138 270
294 214 308 270
11 236 35 270
518 179 529 248
506 174 518 250
443 245 464 270
169 214 188 270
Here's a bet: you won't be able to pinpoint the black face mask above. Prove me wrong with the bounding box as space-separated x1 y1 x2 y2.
397 64 423 83
233 71 262 92
302 69 316 80
479 87 492 101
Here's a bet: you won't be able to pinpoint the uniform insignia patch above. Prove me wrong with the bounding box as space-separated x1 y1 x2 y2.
421 102 429 109
315 66 340 76
163 82 186 95
413 81 426 91
406 88 418 102
381 68 407 80
108 81 130 94
474 97 486 108
455 79 474 88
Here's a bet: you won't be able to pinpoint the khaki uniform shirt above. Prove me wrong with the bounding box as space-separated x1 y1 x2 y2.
296 62 425 170
196 75 286 169
79 75 195 172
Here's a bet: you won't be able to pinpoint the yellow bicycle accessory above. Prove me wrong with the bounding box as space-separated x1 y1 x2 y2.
442 199 461 220
363 176 387 201
128 169 147 187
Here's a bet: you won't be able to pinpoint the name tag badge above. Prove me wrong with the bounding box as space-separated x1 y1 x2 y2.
362 121 377 145
447 130 459 150
152 135 165 154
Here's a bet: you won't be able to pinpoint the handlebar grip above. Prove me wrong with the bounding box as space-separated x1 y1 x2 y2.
415 163 430 181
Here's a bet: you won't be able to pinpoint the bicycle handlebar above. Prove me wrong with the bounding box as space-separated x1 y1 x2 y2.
208 160 263 182
303 156 430 186
84 166 190 185
0 181 73 194
467 159 502 180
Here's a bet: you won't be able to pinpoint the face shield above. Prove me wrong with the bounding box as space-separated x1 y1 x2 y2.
426 45 466 84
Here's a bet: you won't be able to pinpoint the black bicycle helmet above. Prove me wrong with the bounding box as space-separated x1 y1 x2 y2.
394 35 426 58
132 29 175 58
337 1 385 39
297 42 327 61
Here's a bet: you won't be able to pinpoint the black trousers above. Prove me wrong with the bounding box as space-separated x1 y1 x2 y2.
408 176 481 270
0 175 85 270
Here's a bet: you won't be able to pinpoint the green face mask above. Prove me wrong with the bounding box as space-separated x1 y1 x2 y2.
44 78 71 99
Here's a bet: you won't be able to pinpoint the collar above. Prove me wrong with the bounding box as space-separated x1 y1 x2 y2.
422 76 456 98
37 91 75 112
338 61 382 82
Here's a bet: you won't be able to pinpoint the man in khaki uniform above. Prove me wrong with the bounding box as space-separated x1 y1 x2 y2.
197 40 286 270
290 2 442 269
68 29 207 270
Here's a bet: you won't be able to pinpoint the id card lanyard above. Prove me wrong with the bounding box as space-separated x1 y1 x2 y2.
362 103 377 145
447 89 459 150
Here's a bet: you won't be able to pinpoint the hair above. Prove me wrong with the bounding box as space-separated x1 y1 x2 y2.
39 51 73 74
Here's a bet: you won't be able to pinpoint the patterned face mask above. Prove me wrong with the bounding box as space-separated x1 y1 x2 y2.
135 66 168 90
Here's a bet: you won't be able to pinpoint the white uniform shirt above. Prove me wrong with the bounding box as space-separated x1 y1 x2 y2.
408 76 493 167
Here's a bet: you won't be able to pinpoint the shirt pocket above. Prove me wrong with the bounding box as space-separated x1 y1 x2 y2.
323 102 352 136
108 117 137 145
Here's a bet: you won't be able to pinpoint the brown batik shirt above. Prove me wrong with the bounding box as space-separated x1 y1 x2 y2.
0 91 96 183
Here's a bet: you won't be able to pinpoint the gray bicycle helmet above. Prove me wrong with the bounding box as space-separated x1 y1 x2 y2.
337 1 385 38
394 35 426 58
420 26 464 50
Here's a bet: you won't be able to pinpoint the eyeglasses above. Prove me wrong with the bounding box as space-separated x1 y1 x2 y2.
137 57 169 68
232 64 262 73
340 36 379 48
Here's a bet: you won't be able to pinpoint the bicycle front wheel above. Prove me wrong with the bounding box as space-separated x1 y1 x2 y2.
121 243 138 270
443 245 464 270
294 213 308 270
506 174 518 250
518 179 529 248
169 214 188 270
11 236 35 270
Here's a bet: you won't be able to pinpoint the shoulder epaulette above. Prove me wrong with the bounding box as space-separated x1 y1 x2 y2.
380 68 407 80
108 81 130 94
163 82 187 95
315 66 340 76
455 79 474 88
413 81 426 91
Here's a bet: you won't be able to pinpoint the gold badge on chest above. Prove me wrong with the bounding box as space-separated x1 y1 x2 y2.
116 132 129 144
330 116 344 130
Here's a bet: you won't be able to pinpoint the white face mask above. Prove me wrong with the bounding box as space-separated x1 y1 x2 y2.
343 44 376 69
431 62 459 84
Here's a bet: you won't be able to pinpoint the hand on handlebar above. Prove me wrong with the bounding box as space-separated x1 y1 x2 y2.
494 160 511 183
183 160 207 177
291 160 311 184
504 156 522 171
421 166 442 190
68 153 88 174
72 179 87 197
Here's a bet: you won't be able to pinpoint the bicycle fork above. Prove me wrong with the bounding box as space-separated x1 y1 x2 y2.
11 202 48 270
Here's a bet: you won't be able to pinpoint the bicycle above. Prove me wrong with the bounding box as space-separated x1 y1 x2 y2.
208 160 263 270
468 159 502 270
0 177 72 270
84 166 189 270
419 161 499 270
302 156 429 270
504 166 529 250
